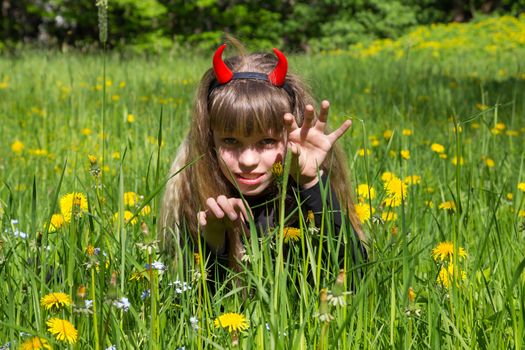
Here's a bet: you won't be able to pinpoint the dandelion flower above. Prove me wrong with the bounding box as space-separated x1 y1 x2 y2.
408 287 416 303
214 312 250 333
357 184 376 200
402 129 412 136
20 337 52 350
47 214 65 232
438 201 456 212
41 292 72 310
271 162 283 178
381 171 395 182
451 156 464 165
60 192 88 223
518 183 525 192
485 158 495 167
383 129 393 139
140 205 151 216
283 227 301 243
127 114 135 123
437 264 467 288
355 203 374 223
383 177 407 207
400 150 410 159
431 143 445 153
381 211 397 221
404 175 421 185
123 192 139 206
46 318 78 344
113 210 138 225
432 242 467 262
11 140 24 154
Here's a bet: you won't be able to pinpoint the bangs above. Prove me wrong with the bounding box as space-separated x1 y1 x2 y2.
209 79 292 136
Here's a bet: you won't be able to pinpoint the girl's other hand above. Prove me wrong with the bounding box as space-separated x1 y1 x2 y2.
197 196 251 253
197 196 250 228
284 100 352 188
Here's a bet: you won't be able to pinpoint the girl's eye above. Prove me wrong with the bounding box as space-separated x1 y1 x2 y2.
260 138 277 146
222 138 238 145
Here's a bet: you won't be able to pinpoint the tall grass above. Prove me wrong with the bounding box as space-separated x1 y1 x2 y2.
1 22 525 348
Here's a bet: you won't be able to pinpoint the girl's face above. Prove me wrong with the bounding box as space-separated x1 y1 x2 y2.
213 129 286 196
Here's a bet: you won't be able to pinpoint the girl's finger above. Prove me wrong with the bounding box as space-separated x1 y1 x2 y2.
197 211 207 226
315 100 330 132
302 104 315 129
232 198 250 222
283 113 299 134
328 119 352 144
206 197 224 219
217 195 238 221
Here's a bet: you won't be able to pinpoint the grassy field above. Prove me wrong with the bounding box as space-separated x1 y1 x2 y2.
1 16 525 349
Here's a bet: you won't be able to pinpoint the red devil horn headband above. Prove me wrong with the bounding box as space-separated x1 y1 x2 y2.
212 44 288 87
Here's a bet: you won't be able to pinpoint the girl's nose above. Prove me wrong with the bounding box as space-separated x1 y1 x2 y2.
238 147 259 168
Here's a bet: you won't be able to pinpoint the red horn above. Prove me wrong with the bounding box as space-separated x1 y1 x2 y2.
268 48 288 86
213 44 233 84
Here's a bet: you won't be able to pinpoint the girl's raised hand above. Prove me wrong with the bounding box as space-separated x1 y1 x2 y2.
284 100 352 188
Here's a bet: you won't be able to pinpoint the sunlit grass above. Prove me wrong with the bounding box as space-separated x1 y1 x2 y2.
1 17 525 349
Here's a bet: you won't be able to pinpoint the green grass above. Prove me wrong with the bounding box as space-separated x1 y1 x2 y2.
1 26 525 349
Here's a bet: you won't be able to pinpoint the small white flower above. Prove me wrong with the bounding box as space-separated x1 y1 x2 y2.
113 297 130 311
85 300 93 309
189 316 198 330
10 219 18 225
151 260 166 271
105 346 116 350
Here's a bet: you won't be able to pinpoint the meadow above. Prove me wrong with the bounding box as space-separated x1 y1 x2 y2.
1 15 525 349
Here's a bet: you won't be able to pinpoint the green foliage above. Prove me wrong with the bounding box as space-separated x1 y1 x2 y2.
0 0 523 52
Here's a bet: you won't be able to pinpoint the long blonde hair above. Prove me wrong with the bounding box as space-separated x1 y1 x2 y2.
159 46 365 261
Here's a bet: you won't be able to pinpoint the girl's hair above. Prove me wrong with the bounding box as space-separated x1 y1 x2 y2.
159 46 366 260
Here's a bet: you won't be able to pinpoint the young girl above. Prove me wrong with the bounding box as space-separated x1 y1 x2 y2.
159 42 366 273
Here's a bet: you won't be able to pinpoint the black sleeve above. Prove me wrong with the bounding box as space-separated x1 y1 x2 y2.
298 173 342 233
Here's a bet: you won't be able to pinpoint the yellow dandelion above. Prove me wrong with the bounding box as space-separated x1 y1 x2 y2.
59 192 88 223
11 140 24 154
471 122 480 129
438 201 456 212
271 162 283 177
81 128 92 136
140 205 151 216
357 184 376 200
506 193 513 201
307 210 315 224
432 242 467 262
46 318 78 343
485 158 495 167
47 213 65 233
476 103 489 111
88 154 97 165
381 171 395 182
20 337 52 350
439 153 448 159
494 122 505 131
127 114 135 123
451 156 464 165
40 292 72 310
357 148 372 157
370 138 380 147
214 312 250 333
400 150 410 160
111 151 120 160
408 287 416 303
111 94 120 102
113 211 138 225
402 129 413 136
381 211 397 221
437 264 467 289
124 191 139 206
283 227 301 243
383 129 393 139
383 177 408 207
86 245 95 256
518 183 525 192
431 143 445 153
404 175 421 185
355 203 374 223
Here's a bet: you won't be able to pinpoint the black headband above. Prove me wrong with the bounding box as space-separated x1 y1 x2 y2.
208 72 295 100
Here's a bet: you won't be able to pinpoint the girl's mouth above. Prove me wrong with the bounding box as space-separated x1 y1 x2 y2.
236 173 265 185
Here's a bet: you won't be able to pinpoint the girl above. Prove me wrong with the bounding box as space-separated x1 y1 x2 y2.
160 42 366 274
